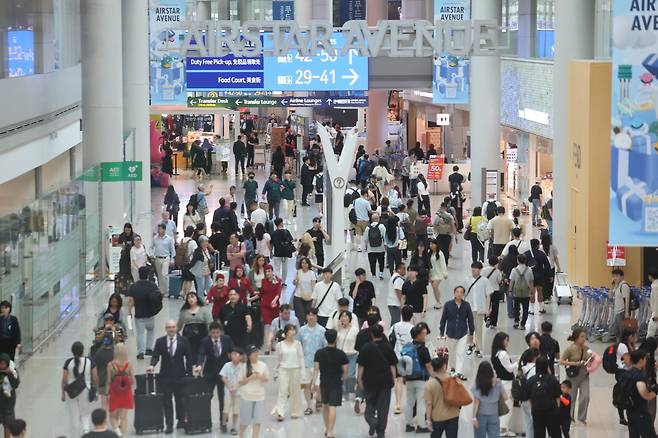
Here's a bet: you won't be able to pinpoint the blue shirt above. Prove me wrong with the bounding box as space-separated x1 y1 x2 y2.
353 198 371 221
163 219 176 239
150 234 175 258
297 324 327 369
439 299 475 339
472 380 503 416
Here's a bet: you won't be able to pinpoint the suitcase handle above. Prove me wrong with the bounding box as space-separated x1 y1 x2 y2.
147 372 157 395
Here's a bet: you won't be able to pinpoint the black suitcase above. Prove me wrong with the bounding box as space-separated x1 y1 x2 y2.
134 374 164 435
184 392 213 434
135 373 163 395
179 375 210 396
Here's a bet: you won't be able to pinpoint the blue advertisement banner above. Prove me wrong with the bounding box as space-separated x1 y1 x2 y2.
610 1 658 245
433 0 471 104
7 31 35 78
186 33 368 92
339 0 366 26
149 0 187 106
272 1 295 20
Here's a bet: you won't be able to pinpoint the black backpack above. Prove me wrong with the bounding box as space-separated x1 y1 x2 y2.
512 368 530 401
529 375 556 411
148 285 163 316
602 343 619 374
612 370 634 410
368 224 383 247
409 178 419 197
485 201 498 220
349 208 357 225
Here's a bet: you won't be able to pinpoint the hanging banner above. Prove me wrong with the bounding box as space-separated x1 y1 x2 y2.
610 0 658 245
433 0 471 104
337 0 367 26
149 0 188 106
272 1 295 20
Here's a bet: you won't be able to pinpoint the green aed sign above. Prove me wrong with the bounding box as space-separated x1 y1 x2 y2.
101 161 143 182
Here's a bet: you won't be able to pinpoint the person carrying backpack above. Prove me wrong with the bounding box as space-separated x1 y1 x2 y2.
623 350 658 438
400 324 432 433
510 254 534 330
611 269 633 339
524 357 561 438
127 266 163 359
433 203 455 263
364 215 386 279
524 239 551 316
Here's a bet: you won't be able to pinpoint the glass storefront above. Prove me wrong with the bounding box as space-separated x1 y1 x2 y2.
0 166 101 353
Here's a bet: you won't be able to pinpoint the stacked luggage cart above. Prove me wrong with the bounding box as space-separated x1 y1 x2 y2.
571 285 652 343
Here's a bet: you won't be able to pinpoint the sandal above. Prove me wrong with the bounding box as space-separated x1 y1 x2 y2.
276 415 284 422
394 407 401 415
304 408 313 415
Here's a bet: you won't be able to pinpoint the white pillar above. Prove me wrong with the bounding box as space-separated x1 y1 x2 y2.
366 0 389 155
196 0 211 20
553 0 594 260
122 0 152 243
312 0 332 20
469 0 501 207
294 0 312 24
82 0 126 231
402 0 426 20
217 0 230 20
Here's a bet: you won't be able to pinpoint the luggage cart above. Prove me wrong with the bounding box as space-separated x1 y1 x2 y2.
253 144 267 170
554 272 573 305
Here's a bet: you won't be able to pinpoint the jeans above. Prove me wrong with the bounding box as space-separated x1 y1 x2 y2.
514 297 530 326
546 219 553 235
367 251 385 276
364 387 391 437
506 292 514 318
612 311 625 339
532 199 541 225
135 317 155 354
194 273 212 297
470 237 485 262
475 414 500 438
292 296 313 325
388 305 401 326
522 401 534 438
235 156 245 176
405 380 427 426
431 417 458 438
386 246 401 275
343 354 357 395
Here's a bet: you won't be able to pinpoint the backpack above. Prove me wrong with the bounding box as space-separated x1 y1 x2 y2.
148 285 163 316
485 201 498 220
399 343 428 379
368 224 383 247
174 239 191 268
511 368 531 401
433 212 452 235
512 267 531 298
349 207 357 225
109 364 131 395
188 193 199 209
315 173 324 193
529 375 556 411
409 178 419 197
627 284 640 311
602 343 619 374
612 370 634 410
476 219 490 242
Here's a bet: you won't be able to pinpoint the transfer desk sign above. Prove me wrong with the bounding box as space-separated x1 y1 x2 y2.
610 0 658 245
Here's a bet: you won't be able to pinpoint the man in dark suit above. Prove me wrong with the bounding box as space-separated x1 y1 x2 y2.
147 320 193 434
195 321 234 433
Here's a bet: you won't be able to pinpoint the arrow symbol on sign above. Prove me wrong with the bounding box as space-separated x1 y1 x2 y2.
341 68 360 86
326 98 333 105
280 99 288 106
235 99 242 106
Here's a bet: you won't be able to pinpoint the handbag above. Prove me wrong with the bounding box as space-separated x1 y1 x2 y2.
438 377 472 407
498 397 510 416
566 349 584 378
464 219 472 240
620 318 638 333
64 358 88 399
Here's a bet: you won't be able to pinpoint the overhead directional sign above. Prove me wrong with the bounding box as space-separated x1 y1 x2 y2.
187 96 368 108
186 33 368 92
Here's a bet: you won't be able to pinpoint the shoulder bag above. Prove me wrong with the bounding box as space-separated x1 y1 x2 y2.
566 348 584 378
313 281 335 313
64 358 88 399
464 276 482 299
438 376 472 407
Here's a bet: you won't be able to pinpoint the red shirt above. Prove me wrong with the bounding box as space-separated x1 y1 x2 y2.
227 277 254 304
206 285 229 318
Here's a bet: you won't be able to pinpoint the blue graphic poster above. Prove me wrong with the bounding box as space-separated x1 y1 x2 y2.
149 0 187 106
433 0 471 104
610 1 658 245
273 1 295 20
7 31 35 78
338 0 366 26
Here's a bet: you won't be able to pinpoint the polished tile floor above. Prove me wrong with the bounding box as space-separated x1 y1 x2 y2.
14 164 640 437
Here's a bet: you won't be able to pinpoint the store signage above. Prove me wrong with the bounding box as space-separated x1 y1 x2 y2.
609 0 658 245
506 146 518 164
177 19 501 58
272 1 295 20
485 170 499 201
100 161 143 182
427 156 445 180
436 114 451 126
186 33 368 91
433 0 471 104
187 96 368 108
606 243 626 267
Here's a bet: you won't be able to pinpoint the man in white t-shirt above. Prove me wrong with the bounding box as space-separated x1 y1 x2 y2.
481 256 503 329
249 202 269 226
500 228 530 257
388 263 407 325
465 261 494 358
312 268 344 327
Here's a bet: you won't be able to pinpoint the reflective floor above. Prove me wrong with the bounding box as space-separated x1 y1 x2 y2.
14 165 641 437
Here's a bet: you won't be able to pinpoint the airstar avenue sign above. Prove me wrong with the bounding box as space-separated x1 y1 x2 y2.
177 19 502 58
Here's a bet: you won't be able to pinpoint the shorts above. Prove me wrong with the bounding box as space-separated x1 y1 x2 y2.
320 385 343 407
239 399 264 426
224 392 241 415
0 404 15 425
355 220 368 236
315 194 323 204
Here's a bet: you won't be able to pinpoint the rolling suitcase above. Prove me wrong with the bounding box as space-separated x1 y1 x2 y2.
184 392 213 434
134 373 165 435
168 272 183 299
135 373 163 395
554 272 573 305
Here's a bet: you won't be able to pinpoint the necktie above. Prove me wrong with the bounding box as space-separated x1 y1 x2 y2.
168 337 174 356
214 340 220 358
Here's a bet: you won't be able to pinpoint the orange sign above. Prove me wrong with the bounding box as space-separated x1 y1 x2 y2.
606 243 626 267
427 156 445 180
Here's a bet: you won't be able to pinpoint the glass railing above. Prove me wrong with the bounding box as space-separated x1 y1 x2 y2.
0 166 102 353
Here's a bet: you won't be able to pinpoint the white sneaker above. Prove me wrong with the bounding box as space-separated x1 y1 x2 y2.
378 272 384 279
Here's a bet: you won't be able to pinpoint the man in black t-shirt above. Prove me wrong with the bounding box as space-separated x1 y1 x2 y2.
401 266 427 324
81 408 118 438
270 218 294 285
307 217 330 267
127 266 161 359
357 324 398 438
530 180 543 227
626 350 657 438
311 329 348 438
349 268 376 326
448 166 464 192
218 289 253 348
